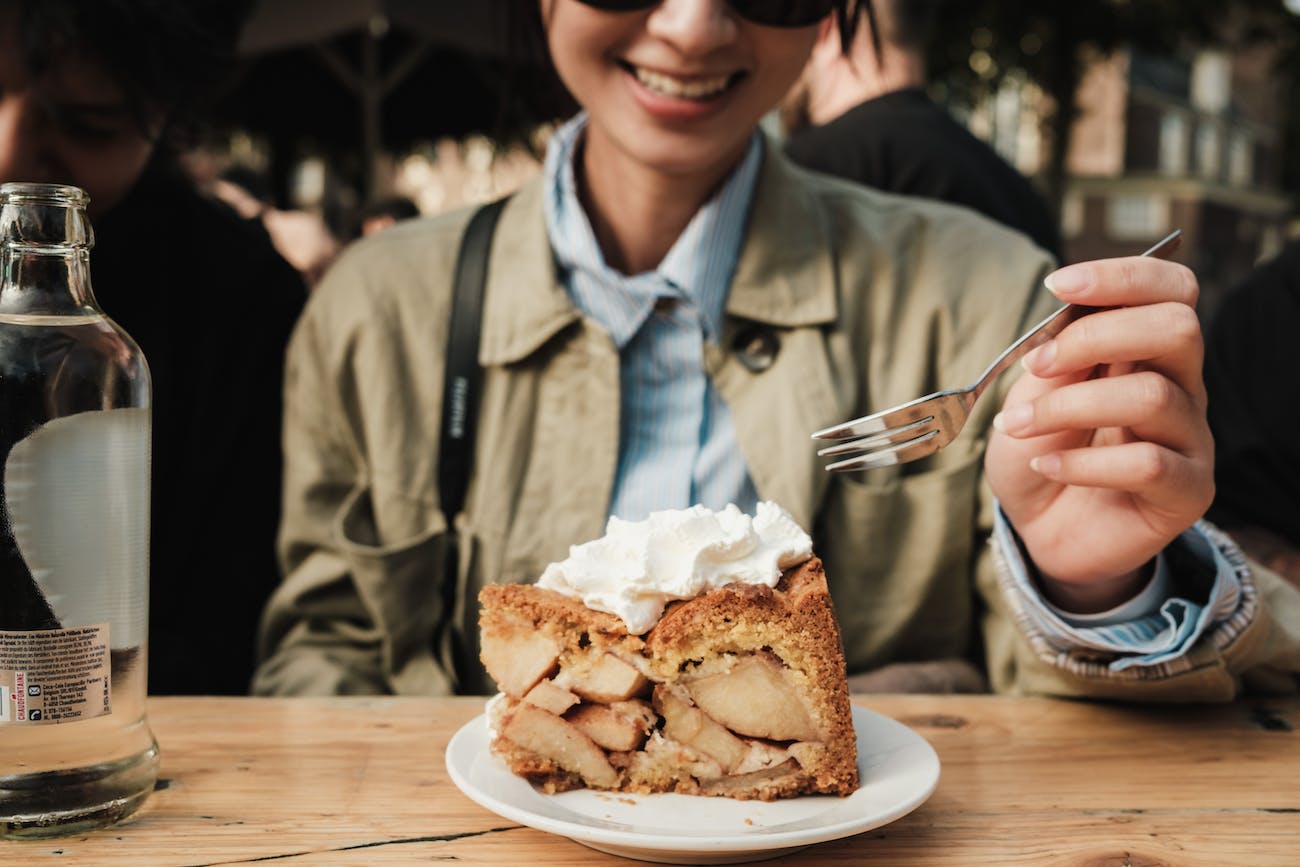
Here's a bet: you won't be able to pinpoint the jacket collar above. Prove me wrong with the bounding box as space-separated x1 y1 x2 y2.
479 139 840 366
480 177 582 366
726 143 839 328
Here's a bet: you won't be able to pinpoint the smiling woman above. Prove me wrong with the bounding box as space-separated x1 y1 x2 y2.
255 0 1296 713
534 0 840 273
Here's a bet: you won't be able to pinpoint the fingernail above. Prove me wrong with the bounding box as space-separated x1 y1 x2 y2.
1030 454 1061 477
993 403 1033 435
1044 265 1093 297
1022 340 1057 373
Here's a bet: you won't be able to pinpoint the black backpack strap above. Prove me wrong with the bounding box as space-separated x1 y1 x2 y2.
438 196 508 529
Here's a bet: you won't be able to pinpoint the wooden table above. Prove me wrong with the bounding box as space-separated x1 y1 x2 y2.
3 695 1297 865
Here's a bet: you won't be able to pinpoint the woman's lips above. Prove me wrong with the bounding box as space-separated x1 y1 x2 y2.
621 62 744 121
634 66 732 99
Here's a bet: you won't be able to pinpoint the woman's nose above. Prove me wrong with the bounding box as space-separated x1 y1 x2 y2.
645 0 738 56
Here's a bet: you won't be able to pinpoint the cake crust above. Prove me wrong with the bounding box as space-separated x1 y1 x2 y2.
479 557 859 800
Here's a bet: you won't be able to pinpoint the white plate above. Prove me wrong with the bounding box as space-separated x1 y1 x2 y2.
445 705 940 865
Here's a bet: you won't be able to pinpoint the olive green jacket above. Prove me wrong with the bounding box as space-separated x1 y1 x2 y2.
254 148 1300 700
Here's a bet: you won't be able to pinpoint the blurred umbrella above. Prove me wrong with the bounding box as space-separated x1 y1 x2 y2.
218 0 515 199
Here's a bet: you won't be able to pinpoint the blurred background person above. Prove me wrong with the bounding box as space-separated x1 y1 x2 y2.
1203 239 1300 587
212 164 340 288
0 0 307 695
350 195 421 239
780 0 1062 261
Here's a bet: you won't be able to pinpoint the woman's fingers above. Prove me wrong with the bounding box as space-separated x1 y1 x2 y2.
994 370 1210 455
1045 257 1199 308
1021 302 1205 402
1025 440 1213 520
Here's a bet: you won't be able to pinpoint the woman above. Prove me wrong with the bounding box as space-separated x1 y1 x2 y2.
254 0 1299 699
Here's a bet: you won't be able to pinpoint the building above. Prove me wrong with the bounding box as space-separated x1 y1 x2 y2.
970 45 1289 324
1068 48 1287 321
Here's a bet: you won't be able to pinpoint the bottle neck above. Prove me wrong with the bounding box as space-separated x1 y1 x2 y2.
0 190 99 318
3 246 97 312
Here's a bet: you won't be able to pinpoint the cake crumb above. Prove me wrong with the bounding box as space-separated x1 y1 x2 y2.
618 797 637 805
744 818 754 826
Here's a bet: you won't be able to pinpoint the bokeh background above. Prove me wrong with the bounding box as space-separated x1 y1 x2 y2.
191 0 1300 321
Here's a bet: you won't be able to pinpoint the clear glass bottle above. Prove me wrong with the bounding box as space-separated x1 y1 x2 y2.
0 183 157 838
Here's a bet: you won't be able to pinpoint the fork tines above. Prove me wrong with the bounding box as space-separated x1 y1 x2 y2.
811 390 950 442
814 415 935 458
821 429 943 471
811 389 959 471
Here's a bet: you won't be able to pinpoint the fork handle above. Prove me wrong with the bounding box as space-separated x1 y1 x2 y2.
966 229 1184 405
967 303 1094 404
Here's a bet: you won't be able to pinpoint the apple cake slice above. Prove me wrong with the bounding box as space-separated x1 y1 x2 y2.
479 524 859 801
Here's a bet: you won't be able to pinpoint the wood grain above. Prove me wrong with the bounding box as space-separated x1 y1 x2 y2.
2 695 1296 865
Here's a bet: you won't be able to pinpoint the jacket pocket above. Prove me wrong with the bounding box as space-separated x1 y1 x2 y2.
818 443 986 669
334 484 456 695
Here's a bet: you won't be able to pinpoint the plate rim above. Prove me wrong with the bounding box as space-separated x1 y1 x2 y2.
444 703 940 855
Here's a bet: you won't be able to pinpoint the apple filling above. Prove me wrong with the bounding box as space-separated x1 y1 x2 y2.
484 627 828 797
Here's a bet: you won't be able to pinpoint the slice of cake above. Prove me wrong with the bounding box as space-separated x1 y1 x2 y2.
478 502 859 801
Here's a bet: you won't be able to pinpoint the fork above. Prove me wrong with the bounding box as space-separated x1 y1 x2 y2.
811 229 1184 472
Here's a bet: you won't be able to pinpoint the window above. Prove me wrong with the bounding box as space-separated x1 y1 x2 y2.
1061 192 1085 239
1107 194 1169 240
993 80 1022 165
1190 51 1231 114
1159 111 1188 176
1229 131 1254 187
1195 122 1221 180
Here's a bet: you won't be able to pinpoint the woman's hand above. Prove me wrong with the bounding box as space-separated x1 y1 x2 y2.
984 256 1215 613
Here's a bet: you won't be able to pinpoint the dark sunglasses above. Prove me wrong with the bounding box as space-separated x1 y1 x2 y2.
573 0 837 29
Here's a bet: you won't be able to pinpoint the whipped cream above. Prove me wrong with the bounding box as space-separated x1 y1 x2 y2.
537 501 812 634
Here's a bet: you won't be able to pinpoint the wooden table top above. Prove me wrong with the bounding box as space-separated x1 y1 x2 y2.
2 694 1297 865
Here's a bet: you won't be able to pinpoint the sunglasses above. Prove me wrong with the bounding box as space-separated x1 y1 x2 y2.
573 0 837 29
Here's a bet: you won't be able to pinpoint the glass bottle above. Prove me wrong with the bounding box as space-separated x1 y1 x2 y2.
0 183 157 837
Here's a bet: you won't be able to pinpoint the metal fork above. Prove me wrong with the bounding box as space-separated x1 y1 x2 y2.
811 229 1184 472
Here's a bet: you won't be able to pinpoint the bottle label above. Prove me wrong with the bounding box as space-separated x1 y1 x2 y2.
0 625 111 725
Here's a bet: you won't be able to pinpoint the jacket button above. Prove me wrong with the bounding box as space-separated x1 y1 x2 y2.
732 325 779 372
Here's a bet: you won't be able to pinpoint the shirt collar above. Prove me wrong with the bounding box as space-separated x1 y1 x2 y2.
542 112 764 345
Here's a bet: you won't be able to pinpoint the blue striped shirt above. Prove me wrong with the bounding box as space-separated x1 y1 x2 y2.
540 111 1243 672
542 112 759 521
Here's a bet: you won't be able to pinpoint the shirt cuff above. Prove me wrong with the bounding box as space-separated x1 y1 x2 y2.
1041 553 1171 627
993 505 1243 671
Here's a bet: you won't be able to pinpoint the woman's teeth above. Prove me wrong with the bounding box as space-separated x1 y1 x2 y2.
634 67 732 100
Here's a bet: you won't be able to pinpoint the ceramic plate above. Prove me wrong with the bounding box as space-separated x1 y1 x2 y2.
445 705 940 865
